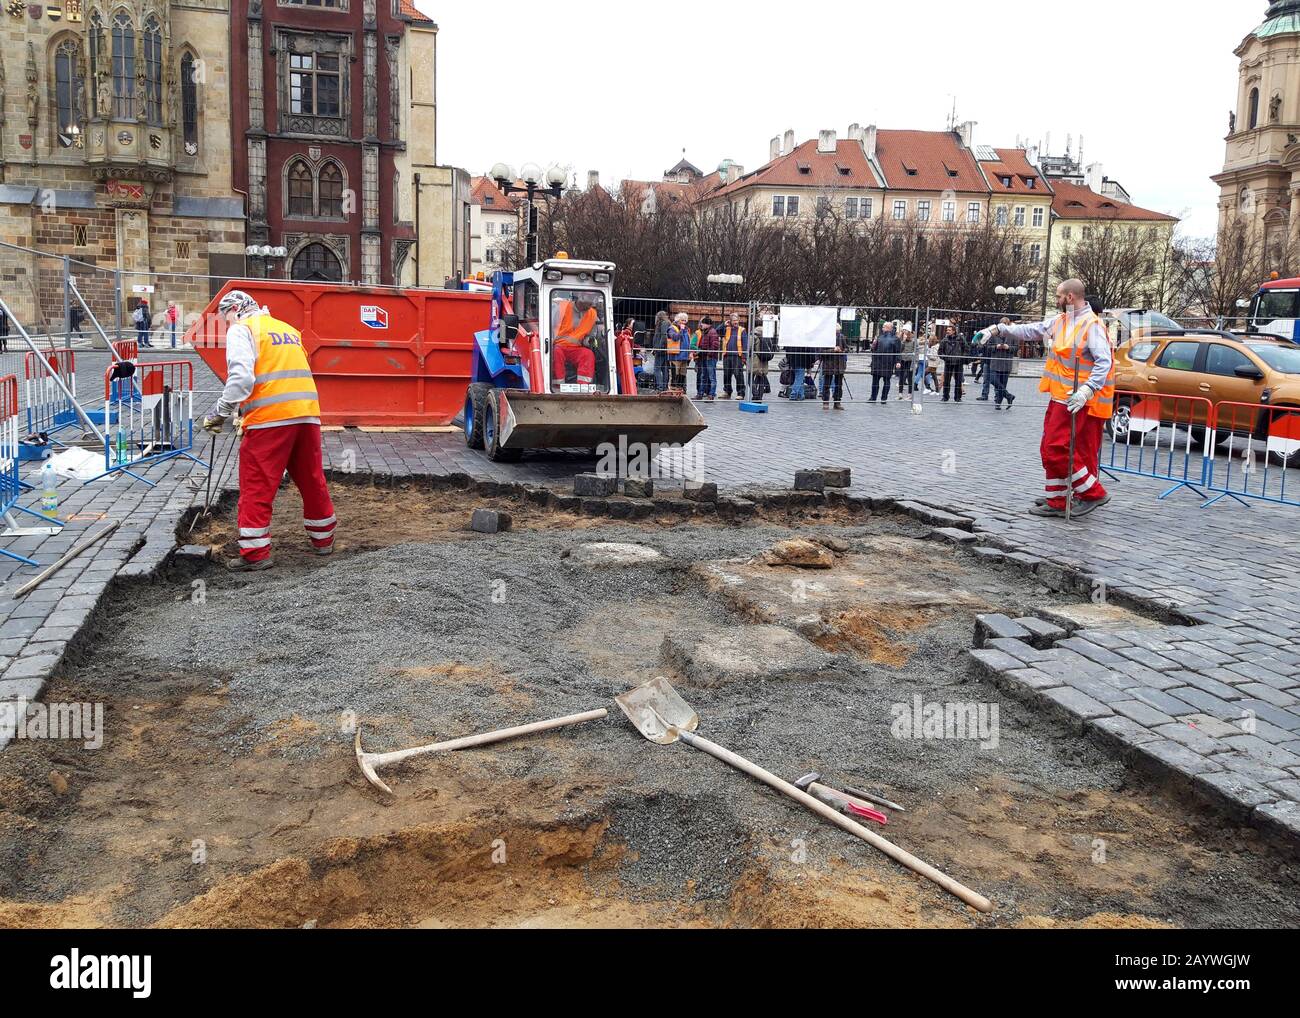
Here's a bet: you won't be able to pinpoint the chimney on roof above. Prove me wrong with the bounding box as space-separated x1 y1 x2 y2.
847 123 862 142
770 136 781 162
862 124 878 162
1026 143 1040 166
1086 162 1104 192
728 163 743 184
783 129 795 155
818 129 837 154
587 170 600 191
957 120 976 149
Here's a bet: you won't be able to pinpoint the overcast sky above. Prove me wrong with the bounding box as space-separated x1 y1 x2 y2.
418 1 1256 239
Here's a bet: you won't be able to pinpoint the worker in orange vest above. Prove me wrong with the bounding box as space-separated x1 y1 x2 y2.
202 290 336 571
987 279 1115 518
551 293 600 388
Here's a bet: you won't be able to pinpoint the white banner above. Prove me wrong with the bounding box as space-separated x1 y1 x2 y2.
779 305 838 349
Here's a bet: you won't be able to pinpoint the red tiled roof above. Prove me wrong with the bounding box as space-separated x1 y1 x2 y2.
980 148 1052 197
470 176 519 212
712 139 882 198
621 171 723 206
1050 180 1177 222
874 130 984 193
401 1 435 24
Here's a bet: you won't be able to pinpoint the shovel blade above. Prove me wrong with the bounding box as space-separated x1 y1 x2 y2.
615 677 699 745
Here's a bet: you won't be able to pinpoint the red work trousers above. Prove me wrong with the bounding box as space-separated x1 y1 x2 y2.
237 423 336 562
1041 400 1108 510
552 343 595 385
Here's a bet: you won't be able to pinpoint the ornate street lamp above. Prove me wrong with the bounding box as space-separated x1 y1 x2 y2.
491 162 567 265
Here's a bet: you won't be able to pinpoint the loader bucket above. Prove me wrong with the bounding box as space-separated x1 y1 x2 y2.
497 392 707 451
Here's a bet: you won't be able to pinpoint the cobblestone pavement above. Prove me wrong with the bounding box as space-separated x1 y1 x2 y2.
2 352 1298 850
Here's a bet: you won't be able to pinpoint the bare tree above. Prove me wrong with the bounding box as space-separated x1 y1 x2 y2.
1053 220 1174 309
1174 220 1267 324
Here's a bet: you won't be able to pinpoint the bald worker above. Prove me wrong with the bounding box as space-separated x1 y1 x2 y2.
986 279 1115 518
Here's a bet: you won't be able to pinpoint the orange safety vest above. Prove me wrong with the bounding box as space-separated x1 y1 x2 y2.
555 301 598 346
239 313 321 428
1038 311 1115 420
722 326 748 356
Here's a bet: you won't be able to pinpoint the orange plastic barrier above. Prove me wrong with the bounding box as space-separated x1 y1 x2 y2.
185 281 492 427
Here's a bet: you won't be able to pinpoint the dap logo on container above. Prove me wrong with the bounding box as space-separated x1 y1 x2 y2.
360 305 389 330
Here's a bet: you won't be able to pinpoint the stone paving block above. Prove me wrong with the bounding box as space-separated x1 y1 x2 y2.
2 655 59 681
1000 667 1065 692
470 509 512 534
973 614 1031 649
1182 713 1248 740
793 471 825 493
1238 684 1298 710
1132 687 1198 717
573 473 617 497
1167 686 1240 720
1235 699 1300 734
684 481 718 503
967 648 1022 678
1221 735 1300 770
1056 637 1128 668
1254 800 1300 843
1136 738 1223 777
818 467 851 488
1193 770 1279 820
0 677 45 701
970 547 1006 564
623 477 654 499
1154 722 1230 757
985 637 1052 665
1087 715 1164 753
1266 778 1300 801
1216 753 1291 785
1012 616 1067 650
1112 700 1177 729
929 527 978 545
1038 686 1114 726
1108 661 1181 691
1173 671 1244 703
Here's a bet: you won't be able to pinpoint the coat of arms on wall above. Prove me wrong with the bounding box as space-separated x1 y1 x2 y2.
6 0 27 16
65 0 79 19
27 3 41 18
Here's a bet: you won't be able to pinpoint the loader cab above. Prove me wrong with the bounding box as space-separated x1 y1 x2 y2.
511 257 617 394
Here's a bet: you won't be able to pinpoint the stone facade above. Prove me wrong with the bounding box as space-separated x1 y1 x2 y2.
1214 2 1300 263
0 1 245 331
231 0 434 286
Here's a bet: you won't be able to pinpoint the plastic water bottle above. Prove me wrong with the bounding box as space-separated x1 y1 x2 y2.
40 461 58 519
116 429 128 465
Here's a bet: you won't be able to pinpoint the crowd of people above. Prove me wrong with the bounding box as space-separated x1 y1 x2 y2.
628 312 1036 409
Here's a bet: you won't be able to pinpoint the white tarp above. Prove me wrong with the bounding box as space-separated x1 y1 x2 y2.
779 305 838 349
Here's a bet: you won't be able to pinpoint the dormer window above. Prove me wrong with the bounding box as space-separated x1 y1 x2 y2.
903 163 918 176
797 162 811 174
1024 177 1037 189
1000 176 1012 188
835 164 852 176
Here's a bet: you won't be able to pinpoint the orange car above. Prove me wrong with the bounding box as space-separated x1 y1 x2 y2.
1110 329 1300 466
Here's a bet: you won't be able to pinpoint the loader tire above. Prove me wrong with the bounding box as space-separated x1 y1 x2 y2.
483 389 523 463
464 383 491 450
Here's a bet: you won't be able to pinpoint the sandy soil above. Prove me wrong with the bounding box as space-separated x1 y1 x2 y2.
1 482 1297 929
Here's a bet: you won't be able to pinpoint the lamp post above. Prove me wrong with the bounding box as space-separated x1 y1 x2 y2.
490 162 567 266
246 244 289 280
994 284 1029 317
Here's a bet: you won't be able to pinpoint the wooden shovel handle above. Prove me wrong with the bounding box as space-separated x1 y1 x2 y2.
372 709 609 768
677 730 994 914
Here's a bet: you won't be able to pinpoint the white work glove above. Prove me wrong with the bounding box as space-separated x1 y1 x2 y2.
1066 384 1094 415
202 414 228 434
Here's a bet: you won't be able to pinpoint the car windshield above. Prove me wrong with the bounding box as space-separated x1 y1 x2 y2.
1248 342 1300 374
1125 310 1180 331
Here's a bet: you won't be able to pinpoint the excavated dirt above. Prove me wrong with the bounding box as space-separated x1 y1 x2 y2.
1 482 1298 929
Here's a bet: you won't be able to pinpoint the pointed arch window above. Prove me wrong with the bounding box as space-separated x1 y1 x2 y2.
111 11 135 120
54 38 84 147
143 15 164 125
288 160 314 216
318 162 344 218
292 243 343 283
181 51 199 148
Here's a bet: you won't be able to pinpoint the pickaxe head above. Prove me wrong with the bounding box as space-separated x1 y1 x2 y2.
354 728 395 796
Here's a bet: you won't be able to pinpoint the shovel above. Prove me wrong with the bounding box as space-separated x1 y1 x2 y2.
615 678 993 914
